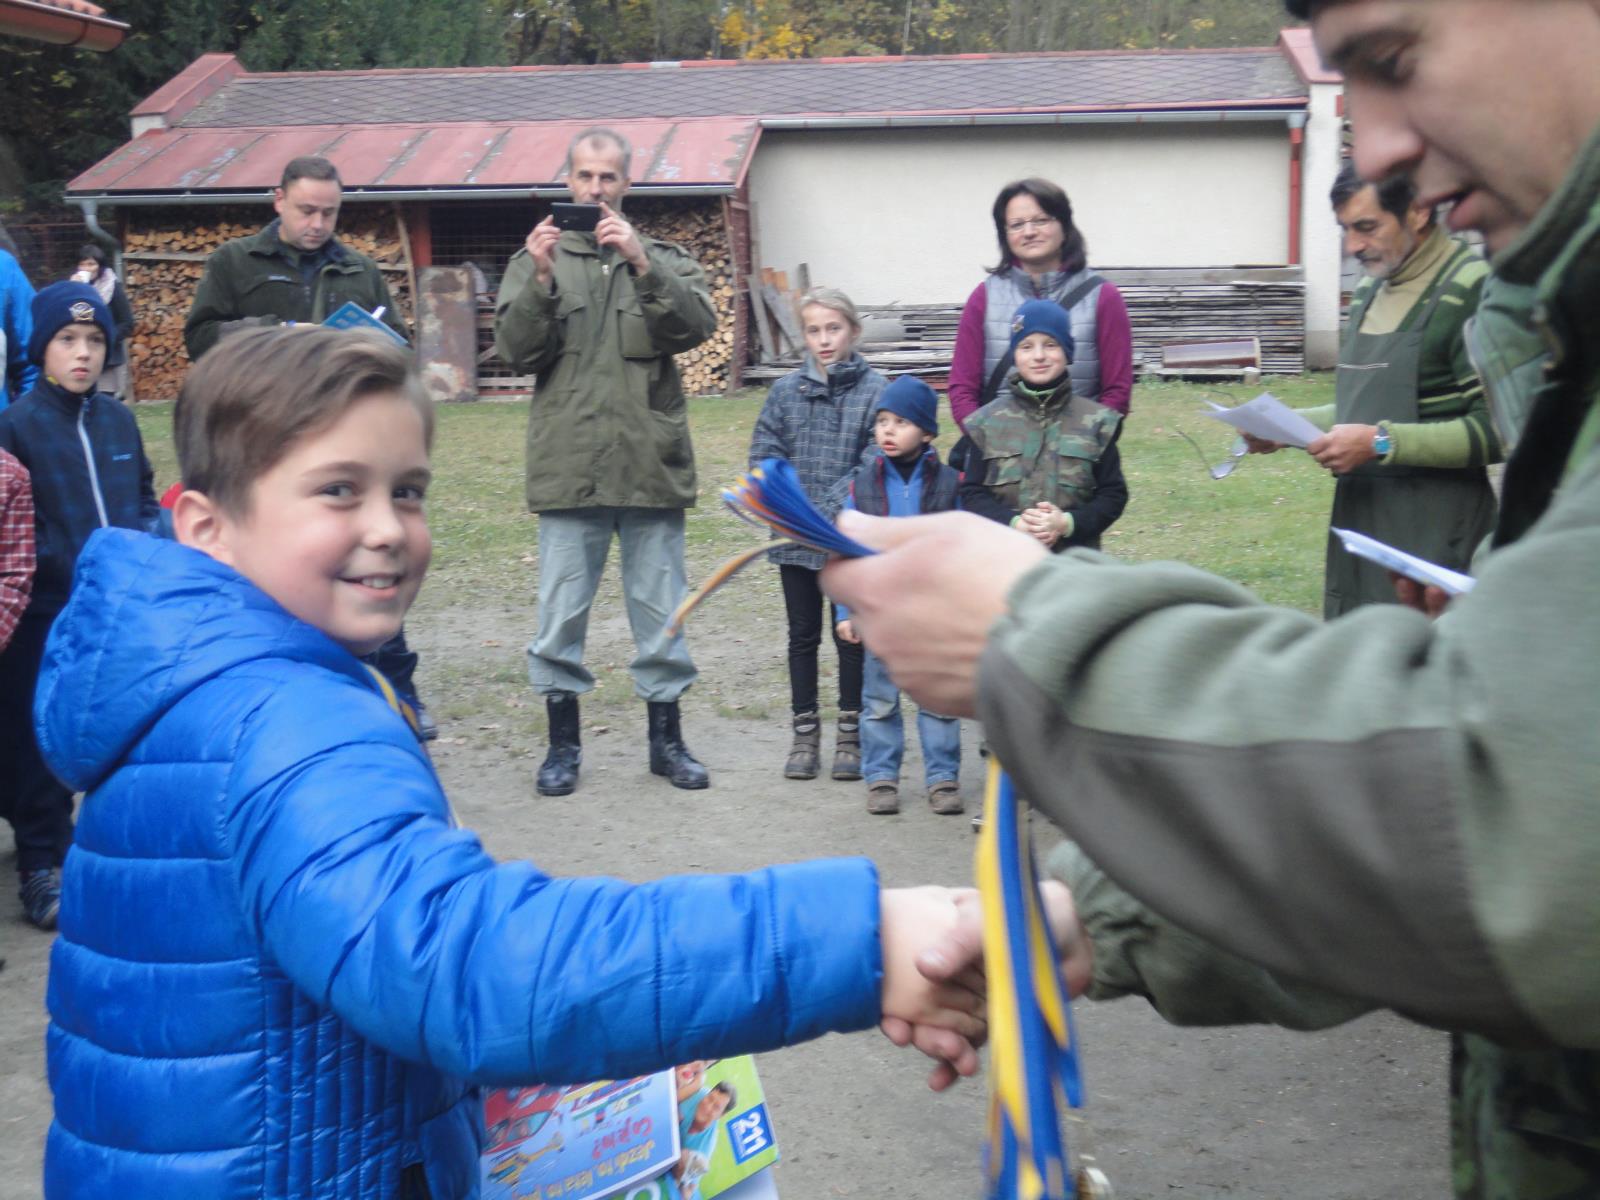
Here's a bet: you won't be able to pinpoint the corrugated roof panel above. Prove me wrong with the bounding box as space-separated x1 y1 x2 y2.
67 119 760 195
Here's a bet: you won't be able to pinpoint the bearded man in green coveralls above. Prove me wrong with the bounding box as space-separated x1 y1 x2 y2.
836 3 1600 1198
1250 164 1501 617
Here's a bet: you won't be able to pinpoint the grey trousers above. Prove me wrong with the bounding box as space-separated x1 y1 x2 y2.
529 507 697 702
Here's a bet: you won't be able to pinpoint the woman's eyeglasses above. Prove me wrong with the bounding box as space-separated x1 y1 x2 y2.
1005 217 1058 233
1177 430 1250 480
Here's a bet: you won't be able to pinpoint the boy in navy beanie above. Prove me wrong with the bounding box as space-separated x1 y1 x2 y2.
834 375 966 816
0 280 158 931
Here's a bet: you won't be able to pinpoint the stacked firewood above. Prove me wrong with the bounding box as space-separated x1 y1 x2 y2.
119 205 413 402
632 201 736 395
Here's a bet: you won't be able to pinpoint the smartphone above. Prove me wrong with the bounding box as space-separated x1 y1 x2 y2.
551 202 602 233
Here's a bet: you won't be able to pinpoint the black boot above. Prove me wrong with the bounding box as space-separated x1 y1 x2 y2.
537 691 581 796
647 700 710 790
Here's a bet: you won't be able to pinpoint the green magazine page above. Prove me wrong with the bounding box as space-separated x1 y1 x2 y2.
667 1057 779 1200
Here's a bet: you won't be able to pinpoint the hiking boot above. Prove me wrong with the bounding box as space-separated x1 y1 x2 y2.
536 691 581 796
648 701 710 790
928 782 965 815
784 711 821 780
831 710 862 781
866 783 900 815
413 699 438 742
20 868 61 931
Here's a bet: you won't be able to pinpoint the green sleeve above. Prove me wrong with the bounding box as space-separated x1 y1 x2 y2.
493 251 561 374
980 448 1600 1047
1048 841 1374 1029
1296 403 1336 433
633 241 716 354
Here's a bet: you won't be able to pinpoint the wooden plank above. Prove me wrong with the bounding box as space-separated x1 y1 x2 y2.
748 282 777 361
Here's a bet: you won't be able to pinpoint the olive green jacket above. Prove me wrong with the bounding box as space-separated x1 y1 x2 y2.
1016 119 1600 1199
184 222 406 361
493 233 715 512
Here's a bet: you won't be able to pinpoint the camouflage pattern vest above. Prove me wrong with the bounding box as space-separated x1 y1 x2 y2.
965 375 1121 513
981 267 1103 406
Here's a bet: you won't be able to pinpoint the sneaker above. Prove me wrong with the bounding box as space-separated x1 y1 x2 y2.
413 700 439 742
20 868 61 931
927 783 965 815
866 783 900 815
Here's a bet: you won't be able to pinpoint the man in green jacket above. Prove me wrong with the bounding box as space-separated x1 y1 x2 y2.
184 155 427 736
831 2 1600 1195
183 156 407 361
494 127 717 797
1252 164 1500 616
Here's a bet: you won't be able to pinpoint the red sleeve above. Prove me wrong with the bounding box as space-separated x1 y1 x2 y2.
0 451 35 651
948 283 989 432
1094 282 1134 415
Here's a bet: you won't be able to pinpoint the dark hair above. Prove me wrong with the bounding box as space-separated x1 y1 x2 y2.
78 243 110 270
280 155 342 192
1329 161 1426 225
176 325 431 516
987 178 1087 276
709 1081 737 1111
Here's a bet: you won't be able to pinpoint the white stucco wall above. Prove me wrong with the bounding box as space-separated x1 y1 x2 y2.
1299 82 1346 368
747 122 1296 306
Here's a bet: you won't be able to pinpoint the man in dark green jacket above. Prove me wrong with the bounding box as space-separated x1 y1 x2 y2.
183 156 407 361
828 2 1600 1195
184 155 427 735
494 127 717 797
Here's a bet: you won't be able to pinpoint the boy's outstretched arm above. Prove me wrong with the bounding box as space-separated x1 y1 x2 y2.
224 690 982 1086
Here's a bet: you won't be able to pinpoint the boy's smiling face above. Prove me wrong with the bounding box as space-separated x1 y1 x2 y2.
1014 332 1069 386
195 390 432 655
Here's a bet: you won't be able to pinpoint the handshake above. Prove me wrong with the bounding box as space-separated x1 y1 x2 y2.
877 880 1092 1089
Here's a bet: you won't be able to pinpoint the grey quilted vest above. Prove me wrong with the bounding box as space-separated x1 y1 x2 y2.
981 267 1103 405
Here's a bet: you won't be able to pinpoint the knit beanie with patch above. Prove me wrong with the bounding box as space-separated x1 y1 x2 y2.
1007 299 1075 362
28 281 114 366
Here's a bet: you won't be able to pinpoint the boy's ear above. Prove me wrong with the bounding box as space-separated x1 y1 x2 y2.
171 489 235 565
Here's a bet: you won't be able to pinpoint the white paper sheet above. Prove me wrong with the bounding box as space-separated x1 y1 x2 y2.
1330 528 1477 595
1203 392 1325 448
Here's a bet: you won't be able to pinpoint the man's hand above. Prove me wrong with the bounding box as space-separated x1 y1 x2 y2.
1241 433 1285 454
1307 423 1381 474
821 511 1045 717
525 216 562 288
835 618 859 645
1390 572 1453 618
596 202 649 273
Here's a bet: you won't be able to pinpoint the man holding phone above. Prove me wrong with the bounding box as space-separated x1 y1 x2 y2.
495 126 718 797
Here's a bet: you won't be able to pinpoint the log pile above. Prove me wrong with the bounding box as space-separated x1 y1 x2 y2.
740 267 1308 384
120 205 413 402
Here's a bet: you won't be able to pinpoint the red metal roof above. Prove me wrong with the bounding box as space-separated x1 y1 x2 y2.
70 117 760 196
70 45 1310 198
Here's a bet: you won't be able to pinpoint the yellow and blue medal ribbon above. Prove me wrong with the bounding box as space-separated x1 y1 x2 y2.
675 458 1091 1198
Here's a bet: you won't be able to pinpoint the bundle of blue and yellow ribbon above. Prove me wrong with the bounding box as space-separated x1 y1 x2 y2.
675 458 1095 1199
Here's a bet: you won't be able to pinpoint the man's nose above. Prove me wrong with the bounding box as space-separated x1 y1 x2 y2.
1347 87 1425 189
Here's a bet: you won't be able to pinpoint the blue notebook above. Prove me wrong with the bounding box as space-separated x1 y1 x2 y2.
323 301 407 345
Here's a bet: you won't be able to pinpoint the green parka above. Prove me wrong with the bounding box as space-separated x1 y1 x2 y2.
494 232 715 512
183 222 406 361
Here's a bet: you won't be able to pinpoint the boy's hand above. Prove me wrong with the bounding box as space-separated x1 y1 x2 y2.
879 887 987 1069
835 618 859 644
883 881 1093 1091
526 216 562 287
1021 502 1067 548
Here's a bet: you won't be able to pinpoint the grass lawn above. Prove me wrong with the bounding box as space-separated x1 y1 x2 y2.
132 374 1337 734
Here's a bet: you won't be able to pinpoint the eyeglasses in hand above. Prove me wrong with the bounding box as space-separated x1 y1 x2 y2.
1177 430 1250 479
1005 216 1058 233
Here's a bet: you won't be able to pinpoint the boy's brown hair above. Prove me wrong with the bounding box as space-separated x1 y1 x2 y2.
175 326 433 515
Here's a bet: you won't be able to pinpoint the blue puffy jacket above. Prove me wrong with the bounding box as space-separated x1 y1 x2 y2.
37 529 883 1200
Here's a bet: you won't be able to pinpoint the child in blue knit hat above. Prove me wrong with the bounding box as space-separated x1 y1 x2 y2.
835 375 966 816
956 297 1128 553
0 280 159 930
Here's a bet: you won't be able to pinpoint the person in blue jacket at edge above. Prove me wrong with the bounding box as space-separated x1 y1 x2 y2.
33 325 1014 1200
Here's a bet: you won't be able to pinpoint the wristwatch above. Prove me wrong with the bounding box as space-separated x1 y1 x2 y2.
1373 425 1393 457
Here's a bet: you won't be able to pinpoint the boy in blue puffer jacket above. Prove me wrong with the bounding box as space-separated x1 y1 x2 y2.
33 326 985 1200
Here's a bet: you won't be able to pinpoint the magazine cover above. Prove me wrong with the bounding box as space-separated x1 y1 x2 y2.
481 1074 680 1200
665 1058 780 1200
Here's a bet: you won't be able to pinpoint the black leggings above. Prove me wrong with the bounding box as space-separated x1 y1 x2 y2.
779 564 863 716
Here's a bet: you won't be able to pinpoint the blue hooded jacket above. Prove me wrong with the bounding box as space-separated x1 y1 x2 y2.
36 530 883 1200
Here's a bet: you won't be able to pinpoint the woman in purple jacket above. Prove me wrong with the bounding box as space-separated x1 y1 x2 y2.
947 178 1133 431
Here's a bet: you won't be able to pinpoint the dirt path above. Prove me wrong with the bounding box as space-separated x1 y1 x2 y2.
0 589 1448 1198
